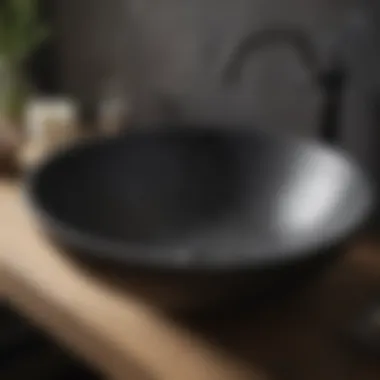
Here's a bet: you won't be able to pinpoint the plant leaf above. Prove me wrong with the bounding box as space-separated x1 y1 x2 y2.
0 0 49 62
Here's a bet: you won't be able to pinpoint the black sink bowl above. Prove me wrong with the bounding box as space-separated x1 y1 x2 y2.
25 126 375 313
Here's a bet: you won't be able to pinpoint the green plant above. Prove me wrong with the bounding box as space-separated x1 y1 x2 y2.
0 0 49 63
0 0 49 121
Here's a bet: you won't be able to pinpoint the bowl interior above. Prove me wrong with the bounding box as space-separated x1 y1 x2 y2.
31 127 374 266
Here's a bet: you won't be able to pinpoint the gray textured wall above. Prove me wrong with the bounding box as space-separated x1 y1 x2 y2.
53 0 128 103
123 0 350 133
54 0 380 180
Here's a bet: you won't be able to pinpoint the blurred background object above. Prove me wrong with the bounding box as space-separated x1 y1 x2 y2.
0 0 49 124
21 97 80 168
0 0 49 175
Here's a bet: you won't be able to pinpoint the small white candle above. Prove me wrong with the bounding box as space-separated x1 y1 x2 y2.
25 97 79 146
21 97 80 168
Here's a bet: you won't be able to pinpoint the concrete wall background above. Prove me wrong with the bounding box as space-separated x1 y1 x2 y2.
52 0 127 103
53 0 380 180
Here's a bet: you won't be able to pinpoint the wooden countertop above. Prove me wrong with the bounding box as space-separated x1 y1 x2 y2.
1 180 380 380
